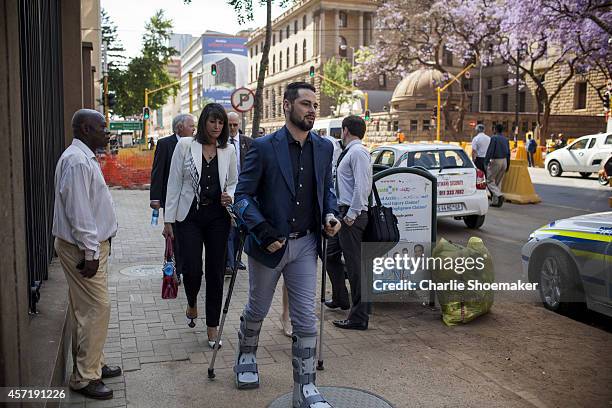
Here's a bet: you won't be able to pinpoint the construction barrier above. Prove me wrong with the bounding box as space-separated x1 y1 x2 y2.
99 147 154 189
534 146 545 167
501 159 541 204
512 142 528 162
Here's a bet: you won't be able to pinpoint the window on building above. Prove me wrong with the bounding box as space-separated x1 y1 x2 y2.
463 79 472 91
410 120 418 132
279 51 283 71
443 48 453 66
249 48 252 58
522 121 529 133
423 120 431 131
294 44 298 65
294 20 298 34
338 36 347 57
279 29 282 42
501 93 508 112
393 121 399 131
255 44 258 54
503 76 509 86
487 78 493 90
286 47 290 69
378 73 386 87
286 25 290 39
415 103 427 110
272 55 276 74
250 66 253 82
303 39 307 62
574 82 587 109
339 11 347 28
519 91 526 112
303 15 307 29
255 63 258 79
273 34 276 46
387 121 392 131
486 95 493 111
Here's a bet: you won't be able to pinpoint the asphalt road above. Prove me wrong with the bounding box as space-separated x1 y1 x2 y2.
436 166 611 332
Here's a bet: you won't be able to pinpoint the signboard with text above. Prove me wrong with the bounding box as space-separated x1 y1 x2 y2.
110 121 142 131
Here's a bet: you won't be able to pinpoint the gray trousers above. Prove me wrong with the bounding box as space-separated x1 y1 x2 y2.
243 233 318 337
486 158 507 198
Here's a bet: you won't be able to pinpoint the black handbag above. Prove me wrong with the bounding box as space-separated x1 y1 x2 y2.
363 180 400 257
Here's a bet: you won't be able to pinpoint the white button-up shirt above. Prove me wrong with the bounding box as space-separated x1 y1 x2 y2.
472 132 491 158
52 138 118 260
230 133 241 174
336 139 372 220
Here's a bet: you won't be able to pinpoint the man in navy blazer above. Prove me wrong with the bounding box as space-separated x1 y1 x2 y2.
232 82 339 408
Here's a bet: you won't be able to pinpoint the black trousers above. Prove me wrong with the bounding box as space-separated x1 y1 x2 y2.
171 223 183 276
176 201 230 327
474 157 487 175
326 209 369 323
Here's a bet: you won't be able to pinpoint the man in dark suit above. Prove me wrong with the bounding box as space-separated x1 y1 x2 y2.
150 114 195 280
232 82 339 408
225 111 252 274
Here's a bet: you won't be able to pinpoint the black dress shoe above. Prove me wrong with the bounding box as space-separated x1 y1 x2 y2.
324 300 350 310
237 261 247 270
101 365 122 378
73 380 113 400
332 319 368 330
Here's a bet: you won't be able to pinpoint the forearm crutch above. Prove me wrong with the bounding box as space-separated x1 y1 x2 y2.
317 219 336 371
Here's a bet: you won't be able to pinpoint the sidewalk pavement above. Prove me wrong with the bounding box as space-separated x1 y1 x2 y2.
61 190 612 408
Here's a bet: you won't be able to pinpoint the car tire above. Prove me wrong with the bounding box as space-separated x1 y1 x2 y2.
464 215 485 229
536 247 584 313
579 172 591 178
548 160 562 177
598 174 609 186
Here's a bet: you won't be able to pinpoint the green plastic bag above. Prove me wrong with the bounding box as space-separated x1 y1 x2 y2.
432 237 494 326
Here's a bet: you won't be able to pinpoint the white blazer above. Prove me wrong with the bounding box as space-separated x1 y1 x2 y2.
164 137 237 223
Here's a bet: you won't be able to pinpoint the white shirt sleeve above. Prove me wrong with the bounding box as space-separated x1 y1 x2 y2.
59 163 100 260
347 149 372 220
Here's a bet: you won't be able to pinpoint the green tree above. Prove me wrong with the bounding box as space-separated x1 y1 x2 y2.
321 57 354 116
112 10 179 117
101 8 126 69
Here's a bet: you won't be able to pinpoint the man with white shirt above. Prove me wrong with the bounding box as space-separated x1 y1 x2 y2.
52 109 120 400
226 111 252 274
471 124 490 174
326 115 373 330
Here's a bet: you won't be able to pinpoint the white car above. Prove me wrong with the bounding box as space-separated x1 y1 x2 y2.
545 132 612 178
370 143 488 229
521 212 612 317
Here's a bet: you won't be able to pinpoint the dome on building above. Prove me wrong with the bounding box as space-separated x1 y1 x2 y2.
391 68 459 104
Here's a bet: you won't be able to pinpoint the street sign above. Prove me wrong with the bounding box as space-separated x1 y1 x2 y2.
110 121 143 131
231 87 255 112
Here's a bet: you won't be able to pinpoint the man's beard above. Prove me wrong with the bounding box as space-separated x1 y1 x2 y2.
288 108 314 131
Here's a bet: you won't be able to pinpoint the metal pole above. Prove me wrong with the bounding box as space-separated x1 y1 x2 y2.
436 87 441 141
514 46 520 143
103 40 109 127
143 89 148 145
189 71 193 113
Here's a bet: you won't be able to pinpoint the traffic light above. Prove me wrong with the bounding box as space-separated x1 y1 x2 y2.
108 92 116 109
211 63 217 76
364 110 371 121
143 107 150 120
309 66 315 78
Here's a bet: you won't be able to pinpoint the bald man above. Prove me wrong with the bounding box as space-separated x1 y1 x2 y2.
226 111 253 274
52 109 121 400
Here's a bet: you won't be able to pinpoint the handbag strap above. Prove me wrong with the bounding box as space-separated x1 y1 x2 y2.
370 180 383 207
165 235 174 259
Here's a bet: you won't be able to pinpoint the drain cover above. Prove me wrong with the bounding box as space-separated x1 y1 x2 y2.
119 264 160 277
268 386 393 408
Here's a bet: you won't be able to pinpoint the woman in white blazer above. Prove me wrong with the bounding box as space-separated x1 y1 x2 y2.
163 103 237 348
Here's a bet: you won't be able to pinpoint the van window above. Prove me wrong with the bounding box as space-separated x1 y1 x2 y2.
605 135 612 145
370 150 381 164
377 150 395 166
330 127 342 138
588 138 597 149
569 139 588 150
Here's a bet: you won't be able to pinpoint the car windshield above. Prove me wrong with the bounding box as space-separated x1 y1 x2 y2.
404 149 473 170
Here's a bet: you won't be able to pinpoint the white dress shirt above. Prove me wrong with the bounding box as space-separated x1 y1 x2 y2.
472 132 491 158
52 138 118 260
230 133 241 174
336 139 372 220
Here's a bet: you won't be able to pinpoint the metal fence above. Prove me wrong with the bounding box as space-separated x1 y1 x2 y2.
19 0 65 313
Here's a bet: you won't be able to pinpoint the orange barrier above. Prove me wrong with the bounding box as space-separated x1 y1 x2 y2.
501 160 541 204
99 147 154 188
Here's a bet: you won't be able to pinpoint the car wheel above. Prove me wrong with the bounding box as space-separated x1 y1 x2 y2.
598 175 609 186
579 172 591 178
536 248 584 313
464 215 485 229
548 160 562 177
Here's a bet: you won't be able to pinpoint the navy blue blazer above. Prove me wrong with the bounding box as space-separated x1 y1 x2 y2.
235 126 338 268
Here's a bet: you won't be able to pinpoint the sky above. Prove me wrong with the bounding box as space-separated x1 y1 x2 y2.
101 0 285 58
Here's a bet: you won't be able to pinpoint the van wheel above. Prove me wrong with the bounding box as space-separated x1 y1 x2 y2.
464 215 485 229
598 174 609 186
548 160 562 177
579 172 591 178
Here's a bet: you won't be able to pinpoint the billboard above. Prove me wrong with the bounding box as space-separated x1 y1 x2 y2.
201 36 248 109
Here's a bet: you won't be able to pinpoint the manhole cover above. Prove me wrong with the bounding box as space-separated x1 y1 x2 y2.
119 264 160 277
268 386 393 408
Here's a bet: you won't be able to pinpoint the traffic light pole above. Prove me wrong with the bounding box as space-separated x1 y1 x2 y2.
103 40 109 127
142 79 182 144
435 63 475 141
314 72 369 113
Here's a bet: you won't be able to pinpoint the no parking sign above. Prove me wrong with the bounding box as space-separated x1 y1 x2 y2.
231 87 255 113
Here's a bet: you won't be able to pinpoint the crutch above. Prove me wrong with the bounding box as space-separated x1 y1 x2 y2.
317 219 337 371
208 208 247 380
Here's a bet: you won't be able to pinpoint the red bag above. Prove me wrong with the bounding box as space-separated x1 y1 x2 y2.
161 236 178 299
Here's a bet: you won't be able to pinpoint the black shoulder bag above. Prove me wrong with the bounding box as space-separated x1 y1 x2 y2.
363 180 400 257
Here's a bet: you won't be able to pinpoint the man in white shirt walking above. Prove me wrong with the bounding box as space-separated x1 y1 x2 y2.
52 109 120 400
326 115 373 330
471 124 490 174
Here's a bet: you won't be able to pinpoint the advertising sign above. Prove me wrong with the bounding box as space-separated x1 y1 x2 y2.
201 36 248 109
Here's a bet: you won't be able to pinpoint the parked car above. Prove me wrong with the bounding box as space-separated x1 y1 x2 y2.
545 132 612 178
597 154 612 186
521 212 612 317
370 143 488 229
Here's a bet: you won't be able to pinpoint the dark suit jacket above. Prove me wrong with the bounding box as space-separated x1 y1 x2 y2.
236 134 253 169
235 126 338 268
150 134 179 208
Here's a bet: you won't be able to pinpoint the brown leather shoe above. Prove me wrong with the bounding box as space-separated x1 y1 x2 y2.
101 365 122 378
73 379 113 400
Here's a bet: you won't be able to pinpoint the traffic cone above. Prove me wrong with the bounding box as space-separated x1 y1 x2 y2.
501 160 541 204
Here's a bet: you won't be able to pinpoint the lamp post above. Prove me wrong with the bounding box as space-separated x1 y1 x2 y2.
514 43 527 143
